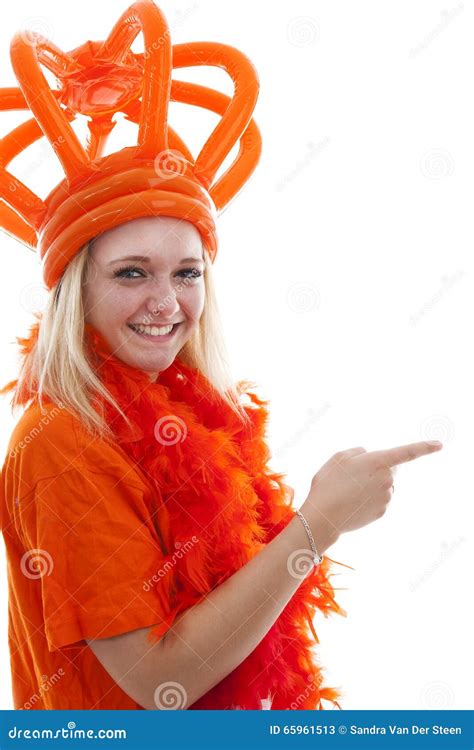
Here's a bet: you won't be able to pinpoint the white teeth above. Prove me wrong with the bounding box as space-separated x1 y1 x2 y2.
130 324 174 336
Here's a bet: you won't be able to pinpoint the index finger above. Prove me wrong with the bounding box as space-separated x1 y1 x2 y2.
369 440 443 468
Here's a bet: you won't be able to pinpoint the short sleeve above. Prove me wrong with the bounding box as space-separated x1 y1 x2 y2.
21 466 178 652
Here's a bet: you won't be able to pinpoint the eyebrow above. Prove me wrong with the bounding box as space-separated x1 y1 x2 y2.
108 255 204 265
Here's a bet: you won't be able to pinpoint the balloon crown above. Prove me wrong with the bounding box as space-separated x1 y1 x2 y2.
0 0 261 289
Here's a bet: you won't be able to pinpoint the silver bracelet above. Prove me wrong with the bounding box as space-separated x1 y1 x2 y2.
296 509 323 566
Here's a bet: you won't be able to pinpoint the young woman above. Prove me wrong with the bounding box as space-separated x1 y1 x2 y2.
0 1 443 711
0 213 443 710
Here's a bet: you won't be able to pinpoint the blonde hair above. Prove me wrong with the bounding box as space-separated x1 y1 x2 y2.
7 239 251 441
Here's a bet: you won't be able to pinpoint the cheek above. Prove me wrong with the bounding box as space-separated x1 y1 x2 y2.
182 284 205 320
86 283 140 323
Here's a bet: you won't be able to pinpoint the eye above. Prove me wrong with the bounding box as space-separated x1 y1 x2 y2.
113 265 145 279
176 268 203 280
113 265 203 281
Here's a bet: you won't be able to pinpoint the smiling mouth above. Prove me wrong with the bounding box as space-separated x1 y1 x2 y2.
127 322 181 341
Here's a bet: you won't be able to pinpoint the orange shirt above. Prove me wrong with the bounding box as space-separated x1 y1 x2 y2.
1 399 178 709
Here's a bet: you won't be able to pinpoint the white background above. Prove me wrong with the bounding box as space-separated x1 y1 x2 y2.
0 0 471 710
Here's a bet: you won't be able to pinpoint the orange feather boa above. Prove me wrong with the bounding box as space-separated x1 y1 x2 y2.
2 321 352 710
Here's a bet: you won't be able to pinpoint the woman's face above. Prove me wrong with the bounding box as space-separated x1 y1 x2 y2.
83 216 206 381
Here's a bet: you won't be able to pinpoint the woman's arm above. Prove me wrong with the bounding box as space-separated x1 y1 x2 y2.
88 439 442 709
87 510 340 710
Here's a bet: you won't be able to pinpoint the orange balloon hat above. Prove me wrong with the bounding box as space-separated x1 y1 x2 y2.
0 0 262 289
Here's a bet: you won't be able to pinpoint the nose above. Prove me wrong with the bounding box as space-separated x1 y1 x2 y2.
145 279 180 320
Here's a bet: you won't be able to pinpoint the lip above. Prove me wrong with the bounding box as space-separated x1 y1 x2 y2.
127 322 181 343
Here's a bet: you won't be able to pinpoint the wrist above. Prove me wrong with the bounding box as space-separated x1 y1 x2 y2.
299 501 341 555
